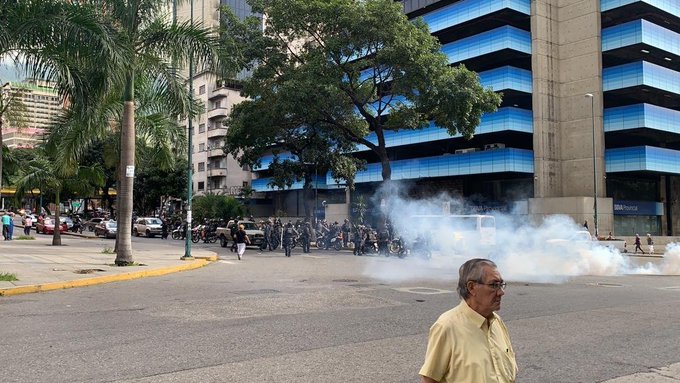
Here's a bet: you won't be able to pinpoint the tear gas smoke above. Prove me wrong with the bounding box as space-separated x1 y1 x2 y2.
362 183 680 283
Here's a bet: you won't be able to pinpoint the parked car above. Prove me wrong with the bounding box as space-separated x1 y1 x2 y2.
60 216 74 229
133 217 163 237
94 220 117 239
36 217 68 234
85 218 105 232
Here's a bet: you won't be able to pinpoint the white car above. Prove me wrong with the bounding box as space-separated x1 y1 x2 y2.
133 217 163 238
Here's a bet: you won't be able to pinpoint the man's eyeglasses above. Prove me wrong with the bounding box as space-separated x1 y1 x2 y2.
475 281 507 291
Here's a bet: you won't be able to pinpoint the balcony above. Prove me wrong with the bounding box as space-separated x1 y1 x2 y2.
207 107 229 120
207 126 228 138
207 148 224 158
207 167 227 177
208 86 232 100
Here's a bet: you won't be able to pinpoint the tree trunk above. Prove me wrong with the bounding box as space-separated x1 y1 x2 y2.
303 176 313 222
114 78 136 265
52 189 62 246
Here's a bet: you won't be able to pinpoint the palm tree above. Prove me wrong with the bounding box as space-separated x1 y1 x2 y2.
86 0 220 265
13 148 104 246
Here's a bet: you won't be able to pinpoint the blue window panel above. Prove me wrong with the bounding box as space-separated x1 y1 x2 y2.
605 103 680 134
252 152 297 171
352 148 534 183
420 0 530 34
602 0 680 19
479 66 533 93
602 19 680 56
441 26 531 64
606 146 680 174
354 107 533 151
252 174 328 192
603 61 680 94
363 94 409 116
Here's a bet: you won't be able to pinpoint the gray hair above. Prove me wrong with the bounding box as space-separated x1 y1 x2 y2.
457 258 497 299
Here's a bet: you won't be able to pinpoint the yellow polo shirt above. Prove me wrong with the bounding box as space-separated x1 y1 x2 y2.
420 300 517 383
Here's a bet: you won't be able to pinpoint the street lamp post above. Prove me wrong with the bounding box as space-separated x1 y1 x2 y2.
585 93 598 238
181 0 194 260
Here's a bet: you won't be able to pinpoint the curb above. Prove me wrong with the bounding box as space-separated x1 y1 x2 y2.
0 258 215 297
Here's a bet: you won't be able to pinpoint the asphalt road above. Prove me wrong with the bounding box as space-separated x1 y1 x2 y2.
2 236 680 383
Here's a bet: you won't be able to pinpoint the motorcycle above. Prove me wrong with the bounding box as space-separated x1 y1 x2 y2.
388 237 407 259
327 232 343 251
190 225 202 243
171 225 184 240
71 220 84 234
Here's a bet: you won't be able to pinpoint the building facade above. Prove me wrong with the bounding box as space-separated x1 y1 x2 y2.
252 0 680 236
176 0 258 198
1 79 62 148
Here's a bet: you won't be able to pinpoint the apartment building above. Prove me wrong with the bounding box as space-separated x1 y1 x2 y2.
1 79 62 148
176 0 258 197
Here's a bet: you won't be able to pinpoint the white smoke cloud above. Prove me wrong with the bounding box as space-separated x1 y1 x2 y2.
361 183 680 283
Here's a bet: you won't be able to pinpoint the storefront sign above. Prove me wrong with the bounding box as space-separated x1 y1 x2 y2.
613 200 663 216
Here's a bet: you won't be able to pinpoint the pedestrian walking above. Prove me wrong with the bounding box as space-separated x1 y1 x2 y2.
646 233 654 254
1 213 8 240
420 258 516 383
7 212 14 240
262 221 273 251
230 219 239 252
634 234 645 254
235 224 250 261
23 215 33 236
161 218 168 239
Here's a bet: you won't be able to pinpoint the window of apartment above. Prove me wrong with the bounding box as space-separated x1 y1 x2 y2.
199 143 205 152
198 181 205 191
198 162 205 172
198 85 205 95
213 100 221 109
199 123 206 133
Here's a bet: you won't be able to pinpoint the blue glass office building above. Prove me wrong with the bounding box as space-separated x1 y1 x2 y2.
252 0 680 236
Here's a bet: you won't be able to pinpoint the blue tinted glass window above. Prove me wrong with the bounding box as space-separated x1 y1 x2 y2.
441 26 531 64
420 0 530 34
602 0 680 18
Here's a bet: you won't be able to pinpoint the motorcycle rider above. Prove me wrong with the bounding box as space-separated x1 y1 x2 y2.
282 221 298 257
301 221 312 253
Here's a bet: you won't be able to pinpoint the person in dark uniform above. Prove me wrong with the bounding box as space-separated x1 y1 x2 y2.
353 224 364 256
301 222 312 253
282 222 298 257
230 220 239 252
161 218 168 239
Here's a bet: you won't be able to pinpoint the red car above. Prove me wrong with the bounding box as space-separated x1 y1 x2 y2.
36 218 68 234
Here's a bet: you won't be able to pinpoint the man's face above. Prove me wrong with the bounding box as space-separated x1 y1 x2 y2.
468 265 505 318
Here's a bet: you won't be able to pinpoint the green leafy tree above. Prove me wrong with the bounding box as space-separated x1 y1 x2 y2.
134 157 187 215
225 0 501 185
192 194 243 223
13 147 104 245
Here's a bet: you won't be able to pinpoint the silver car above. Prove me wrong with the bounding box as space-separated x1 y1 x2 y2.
133 217 163 238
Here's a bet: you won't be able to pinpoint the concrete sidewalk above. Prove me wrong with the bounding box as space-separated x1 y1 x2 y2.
0 234 217 296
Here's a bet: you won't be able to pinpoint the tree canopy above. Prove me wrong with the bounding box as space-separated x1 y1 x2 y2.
224 0 502 182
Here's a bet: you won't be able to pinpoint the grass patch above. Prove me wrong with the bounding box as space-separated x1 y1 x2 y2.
101 247 115 254
0 272 18 281
15 235 35 240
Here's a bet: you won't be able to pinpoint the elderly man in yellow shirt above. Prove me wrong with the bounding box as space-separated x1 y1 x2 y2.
420 258 517 383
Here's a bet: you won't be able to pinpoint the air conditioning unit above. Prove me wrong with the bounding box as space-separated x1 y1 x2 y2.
454 147 479 154
484 143 506 150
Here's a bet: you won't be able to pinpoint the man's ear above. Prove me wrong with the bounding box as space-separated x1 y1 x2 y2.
466 281 477 296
